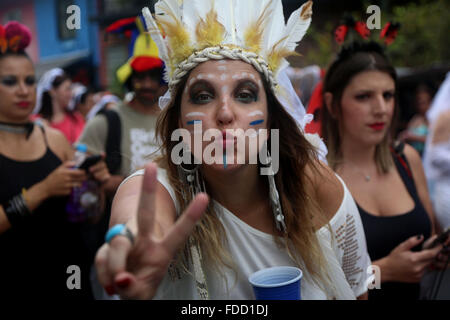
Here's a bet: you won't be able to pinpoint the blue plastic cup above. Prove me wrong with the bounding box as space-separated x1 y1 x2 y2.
248 266 303 300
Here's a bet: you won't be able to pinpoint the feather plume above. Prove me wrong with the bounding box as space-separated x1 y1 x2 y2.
142 7 169 62
235 0 272 52
155 0 182 26
267 38 300 73
154 0 192 66
267 1 312 73
213 0 236 44
181 0 200 37
282 0 312 52
195 7 225 49
261 0 285 52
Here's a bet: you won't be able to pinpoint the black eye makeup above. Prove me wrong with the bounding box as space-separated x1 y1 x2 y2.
187 78 260 105
355 92 371 101
383 90 395 100
0 75 36 87
1 76 18 86
189 80 215 104
234 80 259 103
25 76 36 86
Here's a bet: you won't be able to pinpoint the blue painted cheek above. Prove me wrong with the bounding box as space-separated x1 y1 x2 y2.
187 120 202 125
249 119 264 126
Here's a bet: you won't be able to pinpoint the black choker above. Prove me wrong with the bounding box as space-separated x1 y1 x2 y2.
0 121 35 139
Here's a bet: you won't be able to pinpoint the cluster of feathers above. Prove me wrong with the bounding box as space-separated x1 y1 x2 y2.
142 0 313 81
0 21 32 54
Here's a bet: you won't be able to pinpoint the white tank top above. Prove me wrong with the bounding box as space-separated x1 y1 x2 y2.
123 168 371 300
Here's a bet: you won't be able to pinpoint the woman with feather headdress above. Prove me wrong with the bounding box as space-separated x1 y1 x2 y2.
95 0 371 300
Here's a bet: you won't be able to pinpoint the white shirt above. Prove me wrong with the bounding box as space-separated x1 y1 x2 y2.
123 168 371 300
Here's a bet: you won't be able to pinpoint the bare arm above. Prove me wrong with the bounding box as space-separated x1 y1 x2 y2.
95 163 209 299
0 161 86 234
308 161 344 230
109 173 177 236
45 126 74 162
431 110 450 145
403 144 438 234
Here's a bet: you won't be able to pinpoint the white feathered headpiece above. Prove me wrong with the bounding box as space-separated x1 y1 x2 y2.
142 0 312 94
142 0 326 159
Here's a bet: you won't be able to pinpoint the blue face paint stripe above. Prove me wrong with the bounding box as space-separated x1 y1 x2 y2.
249 119 264 126
187 120 202 125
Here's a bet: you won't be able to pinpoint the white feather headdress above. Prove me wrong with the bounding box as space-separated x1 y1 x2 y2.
143 0 312 88
142 0 317 135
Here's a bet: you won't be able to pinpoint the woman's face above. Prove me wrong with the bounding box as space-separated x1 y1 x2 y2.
338 70 395 147
415 87 432 115
78 93 96 117
179 59 269 172
52 79 72 110
0 55 36 122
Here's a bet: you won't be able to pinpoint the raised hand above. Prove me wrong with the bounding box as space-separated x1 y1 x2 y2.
95 163 209 299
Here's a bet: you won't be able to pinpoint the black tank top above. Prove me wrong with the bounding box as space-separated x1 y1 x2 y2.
0 125 92 299
358 149 431 300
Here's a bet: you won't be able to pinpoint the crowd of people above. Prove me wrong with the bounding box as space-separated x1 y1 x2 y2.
0 0 448 301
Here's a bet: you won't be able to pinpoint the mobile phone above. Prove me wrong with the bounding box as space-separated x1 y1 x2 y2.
424 228 450 250
78 154 102 171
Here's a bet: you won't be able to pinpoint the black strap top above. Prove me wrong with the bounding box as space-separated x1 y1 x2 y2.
0 125 91 299
358 148 431 300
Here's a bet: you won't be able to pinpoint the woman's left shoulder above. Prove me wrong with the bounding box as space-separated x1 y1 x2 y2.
307 161 345 226
44 126 73 161
402 143 424 173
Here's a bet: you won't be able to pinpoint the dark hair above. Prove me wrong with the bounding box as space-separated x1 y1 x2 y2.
0 50 31 60
79 87 96 105
39 73 71 121
322 41 398 172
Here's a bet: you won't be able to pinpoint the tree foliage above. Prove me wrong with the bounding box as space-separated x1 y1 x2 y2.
299 0 449 68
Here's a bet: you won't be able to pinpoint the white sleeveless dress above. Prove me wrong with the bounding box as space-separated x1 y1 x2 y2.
122 168 371 300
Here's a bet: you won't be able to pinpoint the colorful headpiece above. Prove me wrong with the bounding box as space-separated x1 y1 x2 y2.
142 0 314 131
107 15 164 84
334 15 400 46
0 21 32 54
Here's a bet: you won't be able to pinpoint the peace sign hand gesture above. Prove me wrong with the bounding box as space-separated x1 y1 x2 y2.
95 163 209 299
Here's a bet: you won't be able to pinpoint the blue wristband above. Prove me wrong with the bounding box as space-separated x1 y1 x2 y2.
105 224 135 244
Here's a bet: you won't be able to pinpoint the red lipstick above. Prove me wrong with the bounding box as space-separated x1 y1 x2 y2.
368 123 385 131
16 101 31 108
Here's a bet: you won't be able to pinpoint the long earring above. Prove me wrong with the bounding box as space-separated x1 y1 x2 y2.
176 153 209 300
177 162 206 202
266 150 287 233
